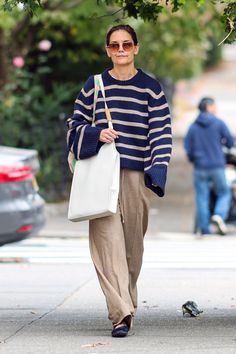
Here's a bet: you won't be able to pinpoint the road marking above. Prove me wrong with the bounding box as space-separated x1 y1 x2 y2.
1 236 236 268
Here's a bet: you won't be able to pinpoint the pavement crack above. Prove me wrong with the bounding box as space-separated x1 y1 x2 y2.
2 309 52 344
54 275 95 309
1 275 94 344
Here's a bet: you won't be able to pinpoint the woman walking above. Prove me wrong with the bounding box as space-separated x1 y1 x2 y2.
67 24 172 337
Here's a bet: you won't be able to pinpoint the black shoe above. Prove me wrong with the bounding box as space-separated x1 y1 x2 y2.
111 324 129 338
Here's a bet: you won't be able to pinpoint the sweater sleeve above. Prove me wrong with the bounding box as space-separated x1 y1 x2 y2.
144 80 172 197
66 75 103 160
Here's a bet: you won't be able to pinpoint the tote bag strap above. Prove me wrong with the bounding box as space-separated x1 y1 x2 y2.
92 75 100 127
93 74 113 129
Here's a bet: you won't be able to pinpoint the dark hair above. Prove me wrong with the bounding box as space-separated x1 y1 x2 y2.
198 97 215 112
106 24 138 46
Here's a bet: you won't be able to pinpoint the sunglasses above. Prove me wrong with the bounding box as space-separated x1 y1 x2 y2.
107 41 134 53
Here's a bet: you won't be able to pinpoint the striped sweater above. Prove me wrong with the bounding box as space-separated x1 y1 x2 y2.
67 68 172 197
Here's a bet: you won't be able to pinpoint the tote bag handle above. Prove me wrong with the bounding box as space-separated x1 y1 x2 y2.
93 74 113 129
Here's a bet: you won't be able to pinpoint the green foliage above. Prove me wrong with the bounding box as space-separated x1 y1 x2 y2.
135 1 223 81
221 1 236 43
170 0 206 12
1 0 41 14
115 0 163 21
0 66 78 200
100 0 236 43
1 0 236 44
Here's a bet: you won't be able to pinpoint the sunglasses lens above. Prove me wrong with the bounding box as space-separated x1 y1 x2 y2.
123 42 133 51
108 43 119 52
108 42 134 52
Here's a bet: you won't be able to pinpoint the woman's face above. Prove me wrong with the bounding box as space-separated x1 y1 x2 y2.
106 30 139 67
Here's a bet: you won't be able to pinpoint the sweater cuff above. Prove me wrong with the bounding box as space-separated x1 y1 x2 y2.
144 165 167 197
79 126 103 159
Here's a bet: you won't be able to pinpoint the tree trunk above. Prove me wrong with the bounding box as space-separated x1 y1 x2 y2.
0 27 7 89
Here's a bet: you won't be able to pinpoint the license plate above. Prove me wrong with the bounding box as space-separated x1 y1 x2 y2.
32 177 39 191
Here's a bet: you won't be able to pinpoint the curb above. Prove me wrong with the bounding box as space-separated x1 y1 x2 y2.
37 229 196 241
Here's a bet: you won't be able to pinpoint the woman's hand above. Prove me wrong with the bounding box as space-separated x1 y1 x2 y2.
99 128 119 143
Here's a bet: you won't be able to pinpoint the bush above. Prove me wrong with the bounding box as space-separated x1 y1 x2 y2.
0 66 78 201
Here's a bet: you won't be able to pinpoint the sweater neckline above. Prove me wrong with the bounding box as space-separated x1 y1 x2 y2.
103 68 142 85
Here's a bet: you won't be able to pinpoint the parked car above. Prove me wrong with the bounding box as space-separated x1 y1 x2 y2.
0 145 45 245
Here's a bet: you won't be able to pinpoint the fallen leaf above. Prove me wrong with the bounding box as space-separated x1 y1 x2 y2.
81 342 110 348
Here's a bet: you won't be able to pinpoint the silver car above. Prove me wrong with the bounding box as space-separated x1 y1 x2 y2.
0 146 45 245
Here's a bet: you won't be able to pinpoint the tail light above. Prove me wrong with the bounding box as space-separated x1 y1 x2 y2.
0 165 33 183
17 224 33 233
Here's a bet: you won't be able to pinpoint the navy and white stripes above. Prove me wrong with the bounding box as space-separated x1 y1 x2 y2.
67 69 172 197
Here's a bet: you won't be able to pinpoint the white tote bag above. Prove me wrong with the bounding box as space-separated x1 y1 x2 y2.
68 74 120 222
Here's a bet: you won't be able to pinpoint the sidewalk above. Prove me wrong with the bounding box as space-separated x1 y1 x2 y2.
38 201 195 240
1 243 236 353
173 44 236 138
38 202 192 239
38 201 236 241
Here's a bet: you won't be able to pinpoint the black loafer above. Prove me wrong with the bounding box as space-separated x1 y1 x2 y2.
111 324 129 338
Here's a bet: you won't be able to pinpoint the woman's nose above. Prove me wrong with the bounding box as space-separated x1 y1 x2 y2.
118 44 124 51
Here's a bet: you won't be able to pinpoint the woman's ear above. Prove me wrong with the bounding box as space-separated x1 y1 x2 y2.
134 44 139 56
105 46 111 58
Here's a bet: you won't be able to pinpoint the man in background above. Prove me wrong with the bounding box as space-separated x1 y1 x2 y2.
184 97 235 235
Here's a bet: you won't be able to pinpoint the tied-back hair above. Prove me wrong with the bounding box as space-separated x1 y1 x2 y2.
106 24 138 46
198 97 215 112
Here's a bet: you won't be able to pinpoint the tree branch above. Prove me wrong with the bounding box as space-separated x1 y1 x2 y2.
95 8 123 19
218 17 235 46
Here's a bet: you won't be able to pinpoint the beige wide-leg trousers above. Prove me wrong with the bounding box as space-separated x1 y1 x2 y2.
89 169 151 327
